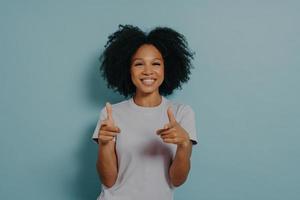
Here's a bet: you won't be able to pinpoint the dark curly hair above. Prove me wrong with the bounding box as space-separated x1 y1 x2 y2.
99 24 195 98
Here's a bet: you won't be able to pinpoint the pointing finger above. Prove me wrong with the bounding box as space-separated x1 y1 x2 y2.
105 102 113 122
167 106 176 123
156 125 171 135
157 127 176 136
101 123 120 132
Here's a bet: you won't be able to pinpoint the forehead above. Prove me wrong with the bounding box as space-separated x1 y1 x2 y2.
131 44 163 61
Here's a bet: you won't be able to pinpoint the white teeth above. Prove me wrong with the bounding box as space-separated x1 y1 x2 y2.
141 79 155 86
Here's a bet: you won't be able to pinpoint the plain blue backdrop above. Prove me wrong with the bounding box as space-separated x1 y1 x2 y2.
1 0 299 199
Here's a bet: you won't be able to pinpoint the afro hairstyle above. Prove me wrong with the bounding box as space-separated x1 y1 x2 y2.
99 24 195 98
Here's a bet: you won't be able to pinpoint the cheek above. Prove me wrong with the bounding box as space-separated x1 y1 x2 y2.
130 70 140 84
130 68 136 78
157 67 164 79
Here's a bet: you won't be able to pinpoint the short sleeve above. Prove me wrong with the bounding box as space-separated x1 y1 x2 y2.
91 106 107 144
178 105 198 145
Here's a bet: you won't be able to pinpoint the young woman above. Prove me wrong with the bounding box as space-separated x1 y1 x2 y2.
92 24 198 200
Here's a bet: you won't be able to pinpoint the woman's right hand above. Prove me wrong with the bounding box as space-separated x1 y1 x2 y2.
98 102 121 145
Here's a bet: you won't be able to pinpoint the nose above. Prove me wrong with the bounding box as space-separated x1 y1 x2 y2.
142 64 154 75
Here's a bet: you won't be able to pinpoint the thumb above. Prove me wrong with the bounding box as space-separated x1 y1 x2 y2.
167 106 176 124
105 102 114 122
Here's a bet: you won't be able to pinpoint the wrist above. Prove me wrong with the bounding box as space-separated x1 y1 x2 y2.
177 140 190 149
98 140 115 152
177 132 190 148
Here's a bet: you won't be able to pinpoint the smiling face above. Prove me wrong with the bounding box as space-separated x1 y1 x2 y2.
130 44 164 96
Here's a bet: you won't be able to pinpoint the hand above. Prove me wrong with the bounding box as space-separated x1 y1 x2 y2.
98 102 121 145
156 106 190 148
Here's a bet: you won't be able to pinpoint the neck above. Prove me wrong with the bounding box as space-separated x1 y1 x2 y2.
133 91 162 107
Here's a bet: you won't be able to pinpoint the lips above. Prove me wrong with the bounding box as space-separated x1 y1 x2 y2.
140 78 156 86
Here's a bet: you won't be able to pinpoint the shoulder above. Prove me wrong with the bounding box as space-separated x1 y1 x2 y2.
111 99 129 109
99 99 129 115
165 98 195 118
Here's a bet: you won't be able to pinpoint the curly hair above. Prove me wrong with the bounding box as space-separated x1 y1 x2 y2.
99 24 195 98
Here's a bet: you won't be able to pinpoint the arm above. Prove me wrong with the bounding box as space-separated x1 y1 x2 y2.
96 140 118 188
169 139 192 187
156 106 195 187
96 102 120 188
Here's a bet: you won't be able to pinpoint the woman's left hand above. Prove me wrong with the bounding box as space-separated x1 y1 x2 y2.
156 107 190 148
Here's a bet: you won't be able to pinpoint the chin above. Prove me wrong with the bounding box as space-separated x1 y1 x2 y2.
139 89 157 94
136 86 159 95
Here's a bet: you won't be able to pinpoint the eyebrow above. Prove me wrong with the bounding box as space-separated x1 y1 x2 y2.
132 58 163 62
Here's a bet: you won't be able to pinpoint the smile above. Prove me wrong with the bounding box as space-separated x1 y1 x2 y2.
140 78 156 86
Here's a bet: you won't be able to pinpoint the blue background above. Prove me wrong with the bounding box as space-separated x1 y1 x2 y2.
1 0 299 199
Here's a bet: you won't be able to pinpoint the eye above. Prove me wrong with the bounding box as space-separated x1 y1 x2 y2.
153 63 160 66
134 63 143 66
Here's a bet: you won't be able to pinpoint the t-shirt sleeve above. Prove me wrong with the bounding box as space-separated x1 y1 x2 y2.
178 105 198 145
91 106 107 144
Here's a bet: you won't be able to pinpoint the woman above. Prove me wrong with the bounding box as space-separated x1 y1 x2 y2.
92 24 198 200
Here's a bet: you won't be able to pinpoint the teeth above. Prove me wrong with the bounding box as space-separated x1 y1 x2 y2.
141 79 155 85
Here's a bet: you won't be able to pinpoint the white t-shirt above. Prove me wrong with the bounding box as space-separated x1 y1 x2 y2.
92 96 198 200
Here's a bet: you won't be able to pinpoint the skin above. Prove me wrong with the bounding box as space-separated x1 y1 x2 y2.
96 102 120 188
97 44 193 188
130 44 164 107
